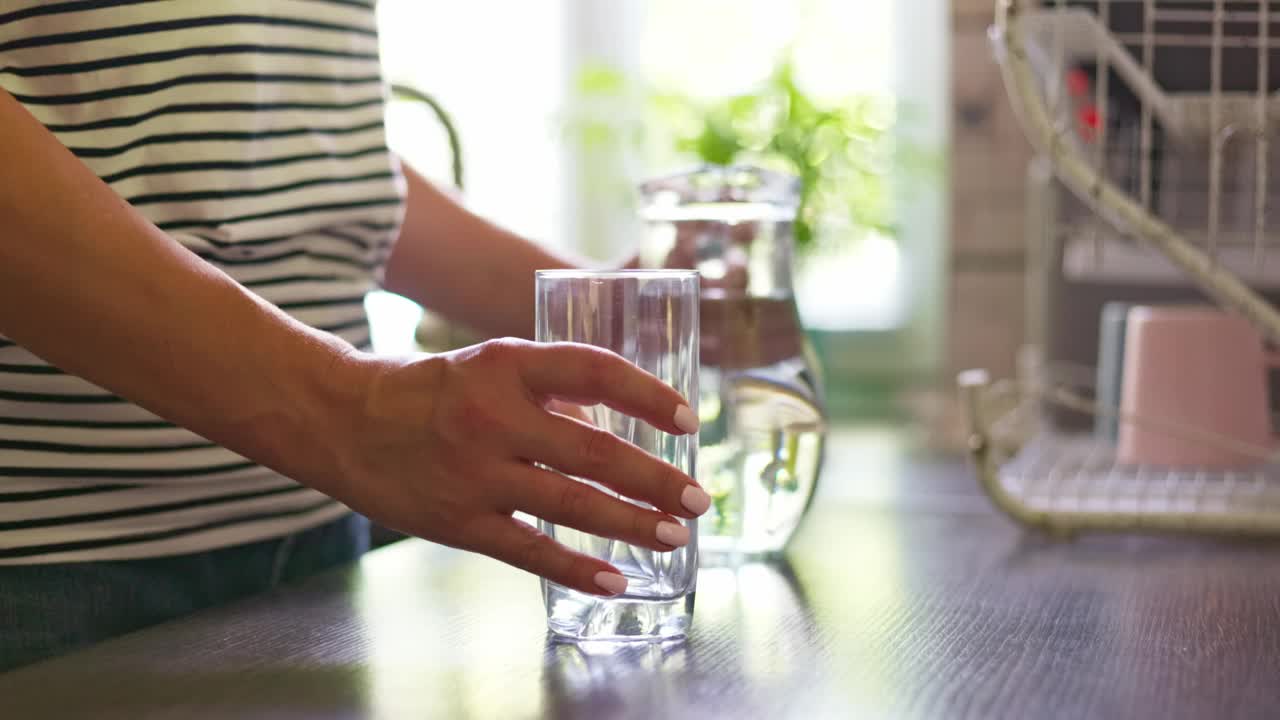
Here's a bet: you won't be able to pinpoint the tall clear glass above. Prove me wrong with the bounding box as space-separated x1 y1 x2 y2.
534 270 699 641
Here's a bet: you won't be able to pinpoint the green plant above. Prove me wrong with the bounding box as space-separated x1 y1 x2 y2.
564 57 898 253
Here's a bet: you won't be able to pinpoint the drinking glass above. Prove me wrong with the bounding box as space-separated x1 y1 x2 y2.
535 269 699 641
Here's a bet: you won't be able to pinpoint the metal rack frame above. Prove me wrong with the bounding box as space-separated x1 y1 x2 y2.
960 369 1280 537
961 1 1280 537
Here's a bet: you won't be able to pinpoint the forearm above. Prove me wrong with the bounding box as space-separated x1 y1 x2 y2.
381 164 591 340
0 89 362 494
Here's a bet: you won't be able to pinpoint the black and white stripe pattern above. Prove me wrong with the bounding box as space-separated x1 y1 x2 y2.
0 0 405 563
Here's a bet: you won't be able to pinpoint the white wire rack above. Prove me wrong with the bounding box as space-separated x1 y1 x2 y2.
964 1 1280 536
960 366 1280 536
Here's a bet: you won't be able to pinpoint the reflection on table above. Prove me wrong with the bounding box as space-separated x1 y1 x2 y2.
5 453 1280 719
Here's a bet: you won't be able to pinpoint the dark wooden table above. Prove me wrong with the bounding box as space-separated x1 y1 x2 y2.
3 436 1280 719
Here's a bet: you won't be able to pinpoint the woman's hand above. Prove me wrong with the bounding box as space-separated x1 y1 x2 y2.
324 339 708 597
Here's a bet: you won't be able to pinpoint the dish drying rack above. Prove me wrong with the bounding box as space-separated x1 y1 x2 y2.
963 0 1280 537
960 360 1280 537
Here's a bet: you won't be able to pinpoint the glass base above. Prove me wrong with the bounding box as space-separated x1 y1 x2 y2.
544 583 694 641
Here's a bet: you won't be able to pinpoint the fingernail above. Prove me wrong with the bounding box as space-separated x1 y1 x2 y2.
673 404 699 434
681 484 712 515
593 571 628 596
656 520 690 547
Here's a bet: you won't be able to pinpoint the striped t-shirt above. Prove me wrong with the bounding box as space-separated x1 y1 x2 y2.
0 0 407 563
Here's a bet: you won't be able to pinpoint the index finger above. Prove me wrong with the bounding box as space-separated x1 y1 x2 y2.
517 342 700 436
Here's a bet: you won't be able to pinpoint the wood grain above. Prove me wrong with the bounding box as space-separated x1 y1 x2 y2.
3 458 1280 719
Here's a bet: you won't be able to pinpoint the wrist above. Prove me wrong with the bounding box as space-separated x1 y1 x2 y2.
293 341 383 495
293 343 452 501
236 333 382 498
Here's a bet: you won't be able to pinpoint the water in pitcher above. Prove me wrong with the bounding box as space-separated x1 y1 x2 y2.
638 165 828 557
696 296 825 556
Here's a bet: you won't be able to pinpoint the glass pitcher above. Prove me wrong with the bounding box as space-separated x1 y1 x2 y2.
637 165 827 557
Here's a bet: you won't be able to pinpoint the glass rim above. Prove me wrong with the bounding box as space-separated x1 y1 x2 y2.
535 269 698 280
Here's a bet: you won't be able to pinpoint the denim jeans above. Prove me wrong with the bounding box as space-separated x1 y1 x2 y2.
0 513 369 673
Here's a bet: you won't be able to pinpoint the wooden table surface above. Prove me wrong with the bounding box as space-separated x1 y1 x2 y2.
3 438 1280 720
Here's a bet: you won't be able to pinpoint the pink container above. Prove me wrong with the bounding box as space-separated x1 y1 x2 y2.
1118 305 1277 469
